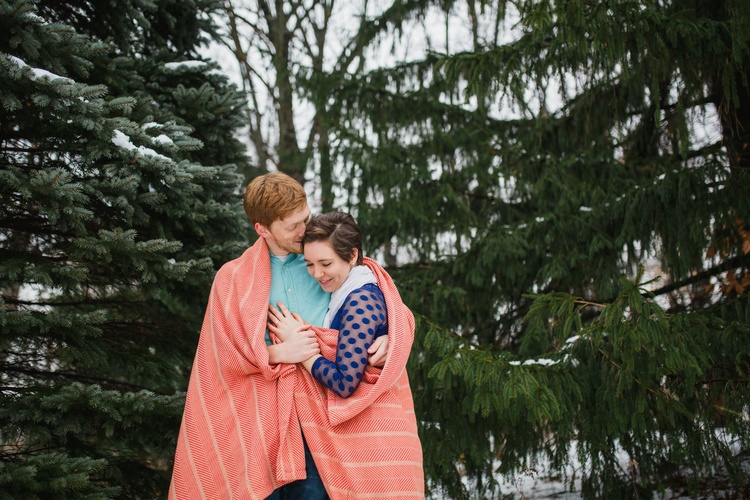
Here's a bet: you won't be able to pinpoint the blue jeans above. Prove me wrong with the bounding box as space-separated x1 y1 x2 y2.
265 436 328 500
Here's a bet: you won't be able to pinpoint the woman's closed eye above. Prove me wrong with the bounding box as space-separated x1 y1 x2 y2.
306 262 331 267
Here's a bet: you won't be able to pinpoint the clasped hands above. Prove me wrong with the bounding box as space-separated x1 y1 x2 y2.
267 303 388 367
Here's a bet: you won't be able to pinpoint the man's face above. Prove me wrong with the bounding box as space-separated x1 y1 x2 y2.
259 204 311 256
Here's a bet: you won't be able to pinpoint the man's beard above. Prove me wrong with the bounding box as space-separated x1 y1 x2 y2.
279 240 302 255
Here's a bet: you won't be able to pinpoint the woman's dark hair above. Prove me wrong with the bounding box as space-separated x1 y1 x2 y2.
302 212 363 265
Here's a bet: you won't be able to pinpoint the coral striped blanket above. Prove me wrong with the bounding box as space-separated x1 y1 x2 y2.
169 238 424 499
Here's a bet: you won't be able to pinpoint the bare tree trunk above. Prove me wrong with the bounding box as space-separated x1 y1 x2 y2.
716 66 750 172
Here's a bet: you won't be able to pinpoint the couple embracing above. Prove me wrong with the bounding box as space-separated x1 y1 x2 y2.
169 172 424 499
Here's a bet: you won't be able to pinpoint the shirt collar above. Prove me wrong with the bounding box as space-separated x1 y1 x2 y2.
270 251 302 266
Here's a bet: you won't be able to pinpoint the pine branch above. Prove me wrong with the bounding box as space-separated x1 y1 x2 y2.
1 364 171 395
2 295 142 307
649 254 750 302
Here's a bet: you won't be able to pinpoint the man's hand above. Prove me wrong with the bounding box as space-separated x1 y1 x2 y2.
367 335 389 367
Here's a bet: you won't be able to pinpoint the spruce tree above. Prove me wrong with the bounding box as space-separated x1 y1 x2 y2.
0 0 249 497
311 0 750 497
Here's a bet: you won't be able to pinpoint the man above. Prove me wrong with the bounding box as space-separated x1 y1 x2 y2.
169 172 387 499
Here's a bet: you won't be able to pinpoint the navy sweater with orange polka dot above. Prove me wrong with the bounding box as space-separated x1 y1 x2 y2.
310 283 388 397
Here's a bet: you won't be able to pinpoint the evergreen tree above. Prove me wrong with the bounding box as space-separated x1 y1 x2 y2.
0 0 249 497
313 0 750 497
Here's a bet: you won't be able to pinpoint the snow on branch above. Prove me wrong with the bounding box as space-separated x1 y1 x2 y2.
163 60 209 71
9 55 74 84
111 130 172 162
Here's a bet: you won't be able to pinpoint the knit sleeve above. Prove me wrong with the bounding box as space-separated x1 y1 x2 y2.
310 286 387 397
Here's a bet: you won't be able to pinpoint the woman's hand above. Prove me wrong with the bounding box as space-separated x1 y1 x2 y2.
267 328 320 364
367 335 389 367
266 302 320 365
268 302 306 342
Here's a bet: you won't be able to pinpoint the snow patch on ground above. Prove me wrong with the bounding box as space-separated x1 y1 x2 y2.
445 435 748 499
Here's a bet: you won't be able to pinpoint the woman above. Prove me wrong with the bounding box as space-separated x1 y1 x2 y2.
267 211 424 498
268 212 387 397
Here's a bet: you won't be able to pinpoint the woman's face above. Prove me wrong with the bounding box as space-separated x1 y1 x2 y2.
304 240 355 292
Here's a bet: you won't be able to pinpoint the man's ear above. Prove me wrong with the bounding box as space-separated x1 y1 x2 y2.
255 222 270 239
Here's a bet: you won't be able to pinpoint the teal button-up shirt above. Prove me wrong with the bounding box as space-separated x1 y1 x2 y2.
266 252 330 345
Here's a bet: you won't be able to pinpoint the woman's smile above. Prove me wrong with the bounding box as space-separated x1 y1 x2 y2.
317 277 333 289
